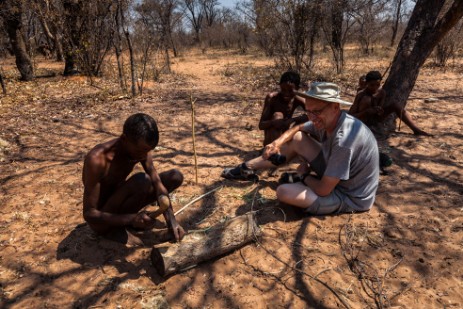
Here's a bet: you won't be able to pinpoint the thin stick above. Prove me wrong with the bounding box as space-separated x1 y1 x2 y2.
190 93 198 184
174 186 222 216
398 106 403 132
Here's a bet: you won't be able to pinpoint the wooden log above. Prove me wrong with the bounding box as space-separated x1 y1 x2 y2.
151 212 261 276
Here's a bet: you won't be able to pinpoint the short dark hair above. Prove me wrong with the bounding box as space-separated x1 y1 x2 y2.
280 71 301 88
123 113 159 148
365 71 382 82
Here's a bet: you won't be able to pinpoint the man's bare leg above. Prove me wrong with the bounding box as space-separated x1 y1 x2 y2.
89 169 183 245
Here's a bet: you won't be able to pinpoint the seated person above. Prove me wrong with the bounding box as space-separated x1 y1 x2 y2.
222 82 379 215
350 70 430 136
82 113 185 244
259 71 308 147
357 75 366 93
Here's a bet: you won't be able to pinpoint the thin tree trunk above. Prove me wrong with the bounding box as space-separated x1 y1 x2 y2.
1 0 34 81
0 70 7 95
114 4 126 91
389 0 403 47
119 1 136 96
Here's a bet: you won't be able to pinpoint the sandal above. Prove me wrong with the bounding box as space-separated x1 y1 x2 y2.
221 165 259 182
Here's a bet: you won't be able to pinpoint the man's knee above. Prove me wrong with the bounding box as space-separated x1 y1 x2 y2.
160 169 184 192
169 169 184 187
128 173 153 192
292 131 305 142
275 184 300 204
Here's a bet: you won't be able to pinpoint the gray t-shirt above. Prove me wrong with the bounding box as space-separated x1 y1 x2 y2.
302 111 379 211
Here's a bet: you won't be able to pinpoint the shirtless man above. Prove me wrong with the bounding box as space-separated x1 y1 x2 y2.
82 113 185 244
349 70 430 136
259 71 308 146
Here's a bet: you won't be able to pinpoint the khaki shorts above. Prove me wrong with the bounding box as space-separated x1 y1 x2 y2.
304 188 358 215
304 152 366 215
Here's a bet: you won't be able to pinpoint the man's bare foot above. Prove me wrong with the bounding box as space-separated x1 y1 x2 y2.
104 228 145 247
413 130 433 137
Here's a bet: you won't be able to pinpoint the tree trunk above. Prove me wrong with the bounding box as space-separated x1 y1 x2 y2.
62 0 83 75
382 0 463 128
330 0 345 74
1 0 34 81
117 0 136 96
0 69 6 95
151 213 261 277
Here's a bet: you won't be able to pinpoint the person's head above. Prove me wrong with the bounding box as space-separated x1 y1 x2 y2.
358 75 367 90
364 70 382 94
295 82 352 131
279 71 301 100
121 113 159 160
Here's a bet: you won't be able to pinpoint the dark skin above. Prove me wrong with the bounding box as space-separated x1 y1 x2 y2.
82 135 185 243
349 79 385 125
259 81 308 146
350 79 431 136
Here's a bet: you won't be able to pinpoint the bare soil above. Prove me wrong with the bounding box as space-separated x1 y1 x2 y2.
1 49 462 308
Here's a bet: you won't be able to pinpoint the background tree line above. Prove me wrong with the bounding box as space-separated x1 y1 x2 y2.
0 0 462 101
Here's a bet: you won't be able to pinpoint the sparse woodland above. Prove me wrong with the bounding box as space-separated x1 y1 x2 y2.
0 0 463 308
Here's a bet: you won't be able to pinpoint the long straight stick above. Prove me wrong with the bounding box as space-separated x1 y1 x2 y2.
190 93 198 184
174 186 222 216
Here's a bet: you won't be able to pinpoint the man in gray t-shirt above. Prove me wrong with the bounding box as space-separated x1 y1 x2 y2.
221 82 379 215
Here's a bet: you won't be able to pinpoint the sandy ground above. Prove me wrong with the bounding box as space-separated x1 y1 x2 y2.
0 49 462 308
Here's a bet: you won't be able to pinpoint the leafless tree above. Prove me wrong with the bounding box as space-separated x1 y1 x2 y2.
117 0 137 96
182 0 203 43
388 0 406 47
201 0 218 27
33 0 65 61
321 0 356 74
433 19 463 66
0 0 34 80
348 0 387 54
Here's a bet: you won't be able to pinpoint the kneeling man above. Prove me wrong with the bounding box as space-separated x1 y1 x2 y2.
82 113 185 243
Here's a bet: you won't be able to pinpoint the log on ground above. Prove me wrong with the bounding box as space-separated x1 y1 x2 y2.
151 212 261 277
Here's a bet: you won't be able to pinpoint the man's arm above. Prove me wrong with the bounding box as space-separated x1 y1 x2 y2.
303 174 340 197
82 152 137 227
258 93 291 130
262 123 306 159
141 153 184 241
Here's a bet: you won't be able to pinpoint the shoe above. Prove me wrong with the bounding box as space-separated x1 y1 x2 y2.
379 153 393 168
279 172 303 184
221 164 259 182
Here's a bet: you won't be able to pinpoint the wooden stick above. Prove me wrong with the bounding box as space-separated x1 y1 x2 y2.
398 106 404 132
174 186 222 216
190 93 198 184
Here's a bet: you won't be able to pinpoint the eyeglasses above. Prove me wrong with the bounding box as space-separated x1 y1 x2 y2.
306 103 331 118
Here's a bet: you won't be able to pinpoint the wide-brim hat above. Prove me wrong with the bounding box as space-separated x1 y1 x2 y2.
295 82 352 106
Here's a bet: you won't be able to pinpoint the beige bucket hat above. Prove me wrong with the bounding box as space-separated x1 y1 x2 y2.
295 82 352 106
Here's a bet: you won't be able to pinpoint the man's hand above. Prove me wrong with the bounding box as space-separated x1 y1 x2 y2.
169 220 185 242
262 142 280 160
272 118 291 129
369 106 383 116
131 211 156 230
